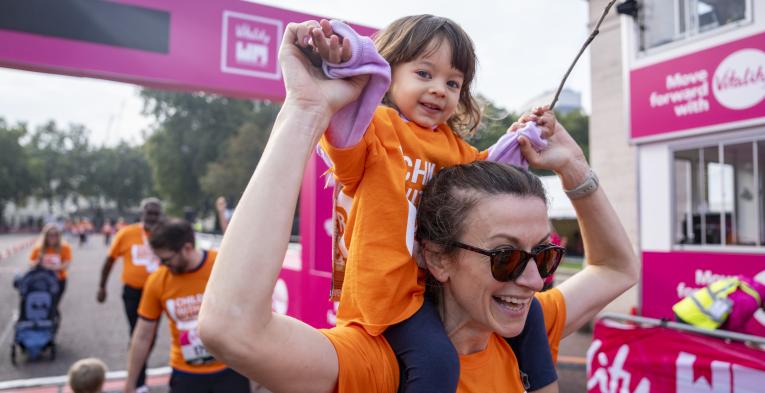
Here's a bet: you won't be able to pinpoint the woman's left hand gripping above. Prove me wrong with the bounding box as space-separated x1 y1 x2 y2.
281 20 367 115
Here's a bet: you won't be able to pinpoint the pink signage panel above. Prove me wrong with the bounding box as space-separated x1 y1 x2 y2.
630 31 765 139
273 153 335 329
588 320 765 393
0 0 376 100
641 251 765 320
0 1 361 329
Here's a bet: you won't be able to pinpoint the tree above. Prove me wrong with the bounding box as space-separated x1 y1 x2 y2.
141 89 255 214
465 96 590 176
85 143 155 211
0 119 35 224
556 109 589 162
200 101 280 203
466 95 518 151
26 121 91 212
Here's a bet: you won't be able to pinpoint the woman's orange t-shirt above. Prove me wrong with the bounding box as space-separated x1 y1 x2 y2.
320 288 567 393
29 243 72 280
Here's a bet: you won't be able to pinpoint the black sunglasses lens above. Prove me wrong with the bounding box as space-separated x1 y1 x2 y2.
535 248 563 278
491 247 564 281
491 250 525 282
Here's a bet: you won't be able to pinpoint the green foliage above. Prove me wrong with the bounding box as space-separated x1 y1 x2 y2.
4 118 154 217
26 121 91 210
0 119 34 217
141 89 256 214
466 95 517 151
556 109 589 162
85 143 154 210
465 97 590 176
2 89 590 225
200 101 281 203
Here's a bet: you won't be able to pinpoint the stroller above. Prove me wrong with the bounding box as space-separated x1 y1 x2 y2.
10 266 60 365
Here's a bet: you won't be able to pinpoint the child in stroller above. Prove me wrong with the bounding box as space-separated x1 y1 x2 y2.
11 266 61 364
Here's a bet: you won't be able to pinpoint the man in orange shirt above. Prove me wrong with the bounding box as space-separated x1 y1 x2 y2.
97 198 162 391
124 218 249 393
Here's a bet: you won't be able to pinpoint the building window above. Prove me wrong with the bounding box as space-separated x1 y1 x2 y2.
673 138 764 248
640 0 750 51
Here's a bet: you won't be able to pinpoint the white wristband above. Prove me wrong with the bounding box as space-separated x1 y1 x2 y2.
564 169 599 200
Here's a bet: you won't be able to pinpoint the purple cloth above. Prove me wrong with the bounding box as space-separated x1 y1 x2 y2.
486 122 548 169
322 20 391 148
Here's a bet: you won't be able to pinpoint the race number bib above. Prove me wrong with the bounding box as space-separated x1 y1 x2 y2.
179 327 215 365
42 254 62 268
131 244 160 273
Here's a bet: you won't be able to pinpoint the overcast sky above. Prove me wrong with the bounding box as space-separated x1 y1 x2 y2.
0 0 592 146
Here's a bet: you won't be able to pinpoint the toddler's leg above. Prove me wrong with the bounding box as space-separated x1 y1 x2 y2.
505 297 558 391
383 300 459 393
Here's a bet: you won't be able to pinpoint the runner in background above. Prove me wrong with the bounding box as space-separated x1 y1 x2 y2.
124 218 249 393
29 224 72 316
115 217 127 232
101 219 114 246
97 197 163 392
214 196 232 235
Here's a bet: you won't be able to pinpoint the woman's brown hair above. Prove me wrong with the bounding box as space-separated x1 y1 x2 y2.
37 223 62 253
415 161 548 301
374 15 481 136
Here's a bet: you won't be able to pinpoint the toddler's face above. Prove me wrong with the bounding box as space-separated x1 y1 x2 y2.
388 39 463 129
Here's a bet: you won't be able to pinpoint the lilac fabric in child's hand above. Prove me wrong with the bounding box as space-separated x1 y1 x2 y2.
322 20 391 148
486 122 548 169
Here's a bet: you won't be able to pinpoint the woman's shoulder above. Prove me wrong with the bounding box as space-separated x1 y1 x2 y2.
320 325 399 392
535 288 566 327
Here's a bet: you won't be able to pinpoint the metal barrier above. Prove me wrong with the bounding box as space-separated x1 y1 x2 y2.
599 312 765 347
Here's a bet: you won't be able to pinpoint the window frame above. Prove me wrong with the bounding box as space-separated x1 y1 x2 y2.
638 0 754 54
670 133 764 252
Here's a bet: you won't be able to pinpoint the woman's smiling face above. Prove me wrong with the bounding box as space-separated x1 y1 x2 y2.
440 193 550 339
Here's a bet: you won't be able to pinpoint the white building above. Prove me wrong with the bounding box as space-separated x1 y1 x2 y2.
589 0 764 317
521 87 583 115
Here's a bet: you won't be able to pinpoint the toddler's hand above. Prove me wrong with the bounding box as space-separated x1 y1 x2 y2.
508 106 556 139
296 19 352 65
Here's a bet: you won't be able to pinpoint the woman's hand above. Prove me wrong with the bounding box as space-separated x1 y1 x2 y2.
514 107 590 189
280 20 368 117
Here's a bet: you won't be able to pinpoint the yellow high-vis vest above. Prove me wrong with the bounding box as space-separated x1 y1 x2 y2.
673 277 762 330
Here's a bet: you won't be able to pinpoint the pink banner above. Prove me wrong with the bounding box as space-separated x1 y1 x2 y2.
641 251 765 321
587 320 765 393
630 31 765 140
0 0 375 100
271 154 336 329
0 1 369 329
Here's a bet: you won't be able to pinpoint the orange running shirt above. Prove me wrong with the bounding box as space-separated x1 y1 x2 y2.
108 223 160 289
138 250 226 374
29 243 72 280
319 106 488 335
320 288 567 393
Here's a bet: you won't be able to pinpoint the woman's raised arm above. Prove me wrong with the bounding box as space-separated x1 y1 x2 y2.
198 21 367 393
518 109 640 337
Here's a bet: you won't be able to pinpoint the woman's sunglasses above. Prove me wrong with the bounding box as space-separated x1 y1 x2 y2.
450 241 565 282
